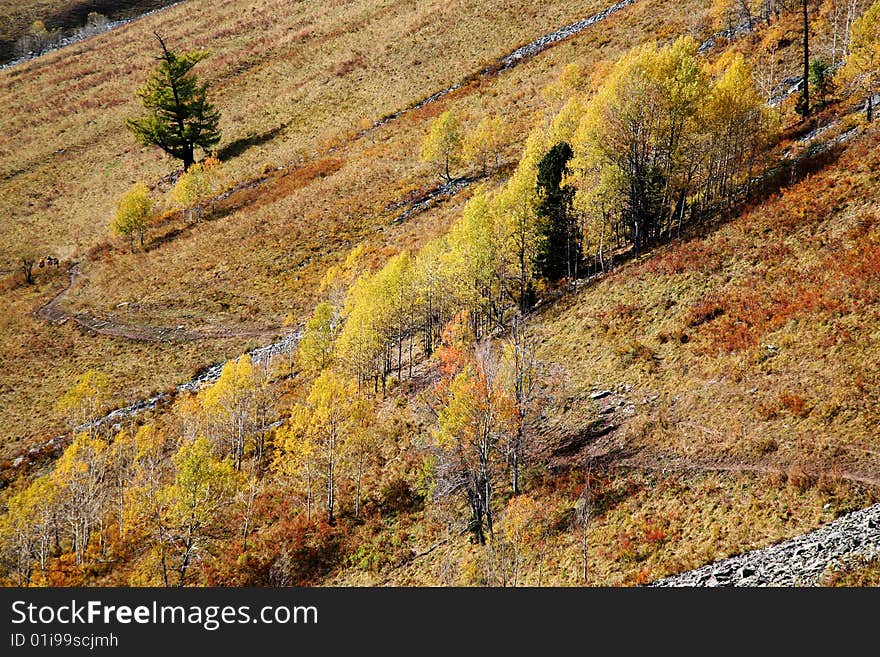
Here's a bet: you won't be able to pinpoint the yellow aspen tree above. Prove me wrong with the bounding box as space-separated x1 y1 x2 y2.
420 110 463 182
335 253 415 394
376 252 413 383
125 425 171 584
496 167 542 315
540 63 585 111
55 370 110 436
343 395 376 518
0 476 60 585
274 405 320 522
169 157 224 223
52 433 109 565
302 371 359 524
318 242 369 313
569 164 620 270
464 115 506 176
111 182 153 252
444 188 508 333
171 393 203 444
547 95 585 148
108 429 137 541
335 269 387 392
703 52 769 210
839 0 880 120
297 301 336 377
200 354 257 470
572 39 707 254
411 235 454 355
435 346 513 545
160 436 242 586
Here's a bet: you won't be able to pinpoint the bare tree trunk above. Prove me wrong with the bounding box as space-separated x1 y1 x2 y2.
327 433 335 525
355 456 363 518
306 470 312 523
242 472 257 551
802 0 810 118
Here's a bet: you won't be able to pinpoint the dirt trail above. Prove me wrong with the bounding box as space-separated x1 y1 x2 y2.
617 449 880 489
29 0 644 342
35 262 279 342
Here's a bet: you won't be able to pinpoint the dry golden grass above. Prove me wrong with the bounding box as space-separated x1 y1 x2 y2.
822 557 880 586
0 0 621 270
0 0 713 447
4 0 879 587
327 468 876 586
60 0 714 328
534 125 880 476
0 272 252 460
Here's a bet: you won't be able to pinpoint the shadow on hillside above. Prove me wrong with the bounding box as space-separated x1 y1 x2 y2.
217 124 288 162
564 125 851 288
551 420 620 461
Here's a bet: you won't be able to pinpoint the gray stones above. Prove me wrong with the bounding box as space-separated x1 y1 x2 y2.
652 503 880 587
499 0 638 70
392 177 477 224
7 328 304 475
70 330 301 433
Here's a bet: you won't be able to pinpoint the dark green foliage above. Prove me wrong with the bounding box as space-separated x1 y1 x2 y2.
809 58 834 108
799 0 810 119
126 33 221 171
625 165 666 254
535 142 581 281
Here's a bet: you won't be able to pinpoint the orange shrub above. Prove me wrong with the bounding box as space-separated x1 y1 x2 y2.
778 392 810 418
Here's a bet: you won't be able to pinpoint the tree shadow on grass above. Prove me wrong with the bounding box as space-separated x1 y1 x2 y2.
217 124 288 162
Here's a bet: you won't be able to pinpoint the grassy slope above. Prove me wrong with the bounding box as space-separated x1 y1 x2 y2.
326 124 880 586
534 126 880 478
0 0 708 452
327 469 874 586
4 0 878 586
0 0 616 270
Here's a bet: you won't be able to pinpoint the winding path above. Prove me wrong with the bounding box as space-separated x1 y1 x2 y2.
35 262 279 342
29 0 644 344
11 0 879 584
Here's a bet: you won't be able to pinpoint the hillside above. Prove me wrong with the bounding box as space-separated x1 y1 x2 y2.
0 0 701 453
1 0 880 588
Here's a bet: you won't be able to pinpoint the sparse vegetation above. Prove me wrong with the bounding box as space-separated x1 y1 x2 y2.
2 0 880 588
111 182 153 251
